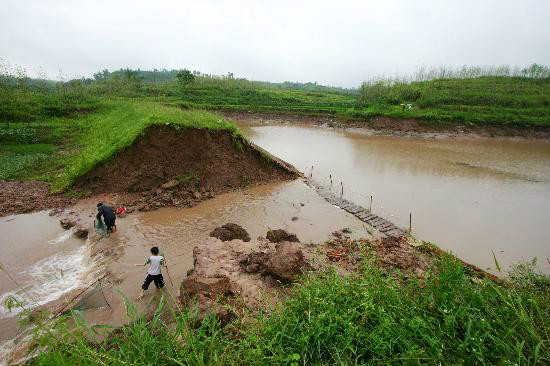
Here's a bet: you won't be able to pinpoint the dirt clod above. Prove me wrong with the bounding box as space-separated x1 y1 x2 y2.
266 229 300 243
180 275 231 302
210 223 251 242
265 242 312 281
60 218 77 229
73 226 89 239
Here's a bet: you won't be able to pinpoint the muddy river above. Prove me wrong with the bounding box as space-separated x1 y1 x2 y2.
238 122 550 275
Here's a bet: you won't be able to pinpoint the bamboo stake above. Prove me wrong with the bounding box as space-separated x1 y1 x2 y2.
370 195 373 212
161 246 175 288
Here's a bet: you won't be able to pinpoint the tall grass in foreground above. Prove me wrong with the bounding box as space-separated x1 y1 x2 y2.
29 254 550 366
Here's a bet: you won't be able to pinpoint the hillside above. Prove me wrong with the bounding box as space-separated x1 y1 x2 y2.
356 76 550 127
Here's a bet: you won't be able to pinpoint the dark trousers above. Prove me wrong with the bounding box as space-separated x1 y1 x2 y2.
105 217 116 231
142 274 164 290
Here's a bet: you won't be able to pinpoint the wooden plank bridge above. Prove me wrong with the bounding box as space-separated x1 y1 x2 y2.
305 178 406 238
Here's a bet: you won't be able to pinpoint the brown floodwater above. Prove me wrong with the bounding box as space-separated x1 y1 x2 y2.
0 180 374 359
106 179 374 304
0 211 95 346
237 122 550 274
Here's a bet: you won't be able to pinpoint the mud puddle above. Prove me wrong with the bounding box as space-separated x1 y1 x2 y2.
236 121 550 274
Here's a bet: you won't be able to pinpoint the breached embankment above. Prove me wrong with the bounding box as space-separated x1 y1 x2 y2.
0 125 300 218
72 125 299 212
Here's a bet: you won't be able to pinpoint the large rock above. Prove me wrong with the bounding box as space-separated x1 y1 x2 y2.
209 223 250 242
180 275 231 302
265 242 312 281
266 229 300 243
60 218 77 230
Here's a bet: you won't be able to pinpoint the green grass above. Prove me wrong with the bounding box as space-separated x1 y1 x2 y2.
28 253 550 366
358 77 550 127
0 98 241 190
168 75 550 128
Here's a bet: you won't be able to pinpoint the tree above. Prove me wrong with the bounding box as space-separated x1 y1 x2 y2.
176 69 195 88
521 64 550 78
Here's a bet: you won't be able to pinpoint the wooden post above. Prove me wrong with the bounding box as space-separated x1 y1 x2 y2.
370 195 373 212
340 182 343 197
330 174 332 187
409 213 412 233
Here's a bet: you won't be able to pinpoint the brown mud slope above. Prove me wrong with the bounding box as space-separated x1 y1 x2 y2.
73 126 298 211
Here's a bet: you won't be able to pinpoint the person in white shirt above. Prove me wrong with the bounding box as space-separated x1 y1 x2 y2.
136 246 166 300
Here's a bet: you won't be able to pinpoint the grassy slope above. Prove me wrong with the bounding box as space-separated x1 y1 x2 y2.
179 81 357 114
0 98 240 190
30 253 550 365
356 77 550 127
165 76 550 127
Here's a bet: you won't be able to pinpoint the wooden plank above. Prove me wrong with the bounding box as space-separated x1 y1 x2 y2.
379 225 397 233
366 215 380 223
347 205 364 214
371 218 386 226
378 222 394 230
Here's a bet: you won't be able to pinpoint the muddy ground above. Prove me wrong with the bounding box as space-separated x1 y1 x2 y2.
0 180 77 217
0 126 299 218
220 111 550 140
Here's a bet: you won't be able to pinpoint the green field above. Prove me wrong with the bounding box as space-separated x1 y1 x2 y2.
355 76 550 127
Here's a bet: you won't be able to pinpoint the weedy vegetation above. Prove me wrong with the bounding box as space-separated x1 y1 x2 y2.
12 252 550 366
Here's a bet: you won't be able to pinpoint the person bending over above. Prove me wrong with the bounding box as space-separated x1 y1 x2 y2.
96 202 116 232
136 246 166 300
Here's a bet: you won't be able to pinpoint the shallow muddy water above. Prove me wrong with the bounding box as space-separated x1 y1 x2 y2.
0 180 372 358
111 179 373 302
238 122 550 274
0 212 94 343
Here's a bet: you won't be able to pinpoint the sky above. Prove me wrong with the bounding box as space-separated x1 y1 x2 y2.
1 0 549 88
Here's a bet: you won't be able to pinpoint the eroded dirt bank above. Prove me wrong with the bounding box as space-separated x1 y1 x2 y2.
220 111 550 140
0 126 298 218
73 126 297 212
